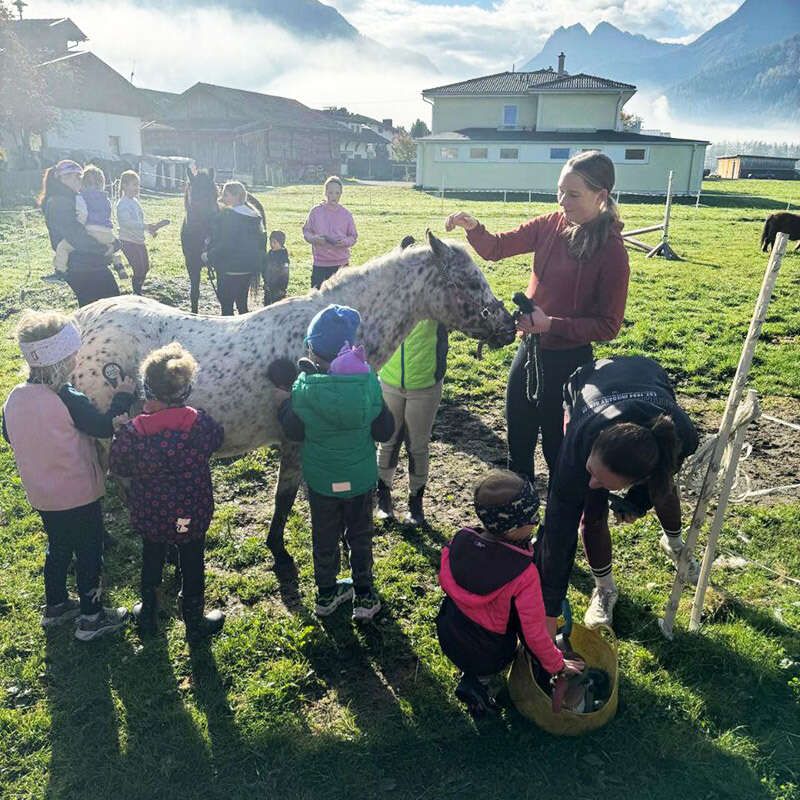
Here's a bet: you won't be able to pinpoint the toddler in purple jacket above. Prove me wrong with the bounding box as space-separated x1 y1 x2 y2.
110 342 225 642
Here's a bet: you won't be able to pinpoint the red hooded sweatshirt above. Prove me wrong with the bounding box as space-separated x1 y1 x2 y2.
467 211 629 350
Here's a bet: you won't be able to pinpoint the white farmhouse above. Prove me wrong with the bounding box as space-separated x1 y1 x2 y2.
416 56 708 195
6 18 144 160
39 50 145 159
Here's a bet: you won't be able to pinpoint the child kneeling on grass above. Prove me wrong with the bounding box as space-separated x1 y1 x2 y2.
276 304 394 620
437 469 584 716
109 342 225 642
2 310 135 640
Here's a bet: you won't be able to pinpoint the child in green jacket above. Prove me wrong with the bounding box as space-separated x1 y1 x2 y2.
276 304 394 620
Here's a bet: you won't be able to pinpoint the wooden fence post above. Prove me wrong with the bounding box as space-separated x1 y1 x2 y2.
689 390 760 631
659 232 789 639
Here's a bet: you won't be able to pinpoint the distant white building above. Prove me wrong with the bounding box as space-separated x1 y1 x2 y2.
7 19 145 160
416 55 708 195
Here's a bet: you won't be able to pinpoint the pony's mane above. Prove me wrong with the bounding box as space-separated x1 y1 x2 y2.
316 238 469 294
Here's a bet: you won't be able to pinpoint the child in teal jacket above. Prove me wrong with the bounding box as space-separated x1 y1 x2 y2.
277 304 394 620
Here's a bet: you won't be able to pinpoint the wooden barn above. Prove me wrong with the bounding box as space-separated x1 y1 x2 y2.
716 154 799 180
140 83 347 185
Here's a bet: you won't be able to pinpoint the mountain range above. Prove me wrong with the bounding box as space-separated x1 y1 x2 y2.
523 0 800 124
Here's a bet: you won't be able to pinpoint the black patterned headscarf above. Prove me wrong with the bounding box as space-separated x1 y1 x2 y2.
474 478 540 537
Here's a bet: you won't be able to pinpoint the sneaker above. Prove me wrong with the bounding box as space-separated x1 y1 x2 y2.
352 588 382 622
42 272 67 284
659 534 701 585
314 580 354 617
584 586 618 628
74 606 129 641
41 598 81 628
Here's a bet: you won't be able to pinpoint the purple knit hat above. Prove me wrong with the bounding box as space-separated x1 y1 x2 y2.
54 160 82 176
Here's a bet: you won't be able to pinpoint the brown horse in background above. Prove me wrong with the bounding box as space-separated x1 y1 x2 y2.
760 212 800 253
180 167 267 313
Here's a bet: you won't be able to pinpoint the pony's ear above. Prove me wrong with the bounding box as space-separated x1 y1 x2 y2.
426 229 451 263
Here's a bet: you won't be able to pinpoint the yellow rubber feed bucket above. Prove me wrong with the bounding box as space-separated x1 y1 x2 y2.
507 623 619 736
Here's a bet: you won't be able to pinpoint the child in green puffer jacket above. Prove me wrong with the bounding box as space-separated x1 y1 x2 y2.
276 304 394 620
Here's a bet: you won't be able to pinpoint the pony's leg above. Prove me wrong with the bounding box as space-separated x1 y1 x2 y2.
267 444 302 574
187 257 202 314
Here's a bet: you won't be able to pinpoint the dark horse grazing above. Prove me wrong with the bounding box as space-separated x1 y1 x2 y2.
761 212 800 253
180 168 267 313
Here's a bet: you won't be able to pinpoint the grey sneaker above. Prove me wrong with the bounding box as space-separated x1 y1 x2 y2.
41 598 81 628
352 588 382 622
74 606 129 641
42 272 68 284
314 580 354 617
659 534 700 585
584 587 618 628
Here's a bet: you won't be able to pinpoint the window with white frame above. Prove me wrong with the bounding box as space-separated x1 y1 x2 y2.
550 147 571 160
502 105 518 127
469 147 488 160
499 147 519 160
440 147 459 160
624 148 647 161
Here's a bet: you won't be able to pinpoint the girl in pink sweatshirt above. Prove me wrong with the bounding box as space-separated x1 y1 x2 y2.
2 310 135 641
302 176 358 289
437 469 583 716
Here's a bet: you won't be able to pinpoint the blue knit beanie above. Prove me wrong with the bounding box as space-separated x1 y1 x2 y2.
304 304 362 361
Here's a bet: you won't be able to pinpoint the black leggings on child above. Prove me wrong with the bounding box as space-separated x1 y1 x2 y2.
141 538 205 599
39 500 104 615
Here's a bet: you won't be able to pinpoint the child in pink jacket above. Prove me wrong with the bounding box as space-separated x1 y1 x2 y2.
437 469 584 716
302 176 358 289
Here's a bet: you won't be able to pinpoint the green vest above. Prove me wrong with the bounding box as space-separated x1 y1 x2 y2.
291 370 384 498
379 320 445 390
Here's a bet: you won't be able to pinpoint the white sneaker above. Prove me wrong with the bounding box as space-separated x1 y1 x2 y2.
659 534 700 585
584 587 618 628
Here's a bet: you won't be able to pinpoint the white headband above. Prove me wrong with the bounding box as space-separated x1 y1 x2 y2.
20 323 81 367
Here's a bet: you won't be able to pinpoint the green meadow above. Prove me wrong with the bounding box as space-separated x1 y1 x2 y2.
0 180 798 800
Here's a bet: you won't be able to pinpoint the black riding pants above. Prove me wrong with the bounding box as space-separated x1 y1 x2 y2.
505 342 593 482
218 273 250 316
66 267 120 307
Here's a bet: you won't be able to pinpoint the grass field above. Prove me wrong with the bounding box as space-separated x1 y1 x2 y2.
0 180 798 800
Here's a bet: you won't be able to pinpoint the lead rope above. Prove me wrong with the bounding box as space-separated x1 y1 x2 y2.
512 292 543 407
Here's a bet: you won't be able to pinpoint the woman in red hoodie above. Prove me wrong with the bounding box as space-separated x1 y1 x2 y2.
445 151 629 487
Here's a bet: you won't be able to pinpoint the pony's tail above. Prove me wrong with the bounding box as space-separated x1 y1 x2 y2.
761 216 772 252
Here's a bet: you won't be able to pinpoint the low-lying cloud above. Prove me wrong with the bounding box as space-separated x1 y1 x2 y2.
33 0 793 142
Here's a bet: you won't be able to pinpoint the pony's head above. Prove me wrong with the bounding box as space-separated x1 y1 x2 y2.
185 167 219 218
421 230 516 348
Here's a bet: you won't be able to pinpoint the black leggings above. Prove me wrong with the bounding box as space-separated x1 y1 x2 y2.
65 268 120 307
505 342 593 482
311 265 342 290
218 273 250 316
39 500 104 615
141 538 205 600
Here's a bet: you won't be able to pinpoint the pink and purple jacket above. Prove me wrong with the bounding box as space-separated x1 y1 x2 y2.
302 203 358 267
109 406 224 543
439 527 565 674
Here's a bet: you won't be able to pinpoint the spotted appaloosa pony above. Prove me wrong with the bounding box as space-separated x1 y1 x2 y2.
181 168 267 313
71 231 516 572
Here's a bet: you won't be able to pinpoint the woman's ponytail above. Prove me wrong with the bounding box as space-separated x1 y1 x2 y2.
646 414 680 503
